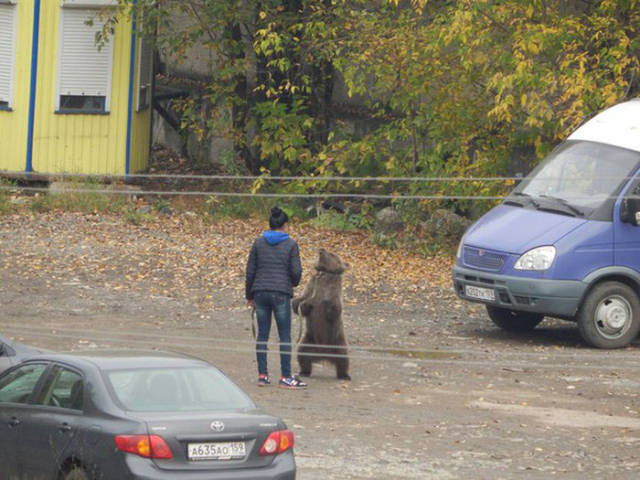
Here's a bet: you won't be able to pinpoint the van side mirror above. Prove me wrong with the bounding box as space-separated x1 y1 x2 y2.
621 197 640 226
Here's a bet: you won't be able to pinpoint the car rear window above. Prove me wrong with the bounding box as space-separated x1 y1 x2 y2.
105 367 255 412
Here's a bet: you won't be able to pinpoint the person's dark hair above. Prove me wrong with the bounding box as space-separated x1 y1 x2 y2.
269 206 289 230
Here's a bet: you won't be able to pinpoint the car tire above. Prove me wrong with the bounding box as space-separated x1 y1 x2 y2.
486 306 544 332
62 466 89 480
577 281 640 349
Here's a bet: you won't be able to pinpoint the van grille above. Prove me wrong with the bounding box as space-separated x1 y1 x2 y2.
463 247 506 272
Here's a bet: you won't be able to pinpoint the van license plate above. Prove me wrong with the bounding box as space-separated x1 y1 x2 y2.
465 286 495 301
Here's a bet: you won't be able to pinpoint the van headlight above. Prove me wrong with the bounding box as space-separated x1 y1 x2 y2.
456 239 464 259
514 246 556 271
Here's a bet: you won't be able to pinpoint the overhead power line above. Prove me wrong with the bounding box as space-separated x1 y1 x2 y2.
5 323 640 369
0 184 626 202
2 170 526 182
5 325 640 372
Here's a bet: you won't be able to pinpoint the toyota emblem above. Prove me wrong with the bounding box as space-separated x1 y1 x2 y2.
210 421 225 432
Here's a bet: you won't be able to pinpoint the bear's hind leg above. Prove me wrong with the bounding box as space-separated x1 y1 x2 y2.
297 341 315 377
334 350 351 380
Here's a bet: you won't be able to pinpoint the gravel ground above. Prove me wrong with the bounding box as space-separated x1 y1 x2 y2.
2 213 640 479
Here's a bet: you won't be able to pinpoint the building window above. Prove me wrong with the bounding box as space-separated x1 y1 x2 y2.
136 36 153 111
60 95 106 112
0 1 17 111
56 4 115 114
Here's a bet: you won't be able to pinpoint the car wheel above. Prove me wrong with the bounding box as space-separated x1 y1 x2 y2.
62 466 89 480
486 306 544 332
577 281 640 349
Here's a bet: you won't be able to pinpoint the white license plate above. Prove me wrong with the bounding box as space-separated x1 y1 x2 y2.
465 285 495 301
188 441 246 461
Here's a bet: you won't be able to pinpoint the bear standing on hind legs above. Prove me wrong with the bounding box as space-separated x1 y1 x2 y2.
292 249 351 380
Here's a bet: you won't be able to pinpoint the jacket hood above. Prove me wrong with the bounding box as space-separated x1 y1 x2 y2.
464 205 587 254
263 230 289 245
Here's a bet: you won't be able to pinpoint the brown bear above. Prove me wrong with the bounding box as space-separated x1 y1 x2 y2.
292 248 350 380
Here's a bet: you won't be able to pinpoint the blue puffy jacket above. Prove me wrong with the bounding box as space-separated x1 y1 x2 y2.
245 231 302 300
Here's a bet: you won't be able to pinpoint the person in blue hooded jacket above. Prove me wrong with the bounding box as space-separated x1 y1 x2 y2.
245 206 306 389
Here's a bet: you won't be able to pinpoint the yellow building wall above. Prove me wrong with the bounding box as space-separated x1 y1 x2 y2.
32 0 145 175
0 0 33 172
130 107 151 174
1 1 150 175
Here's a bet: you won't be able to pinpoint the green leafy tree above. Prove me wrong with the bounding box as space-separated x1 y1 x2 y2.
115 0 639 210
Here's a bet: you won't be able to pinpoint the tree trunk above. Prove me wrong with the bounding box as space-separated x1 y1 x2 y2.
230 21 260 174
310 60 334 145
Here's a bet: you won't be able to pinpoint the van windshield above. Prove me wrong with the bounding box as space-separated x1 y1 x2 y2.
516 141 640 215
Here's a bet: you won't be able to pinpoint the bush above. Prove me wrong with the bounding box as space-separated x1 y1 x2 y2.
371 231 398 250
307 211 372 232
206 196 267 219
126 210 154 225
30 194 53 213
204 196 312 223
32 180 130 214
154 197 172 213
0 180 13 215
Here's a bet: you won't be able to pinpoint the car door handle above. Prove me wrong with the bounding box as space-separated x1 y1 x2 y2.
8 417 20 428
59 423 72 433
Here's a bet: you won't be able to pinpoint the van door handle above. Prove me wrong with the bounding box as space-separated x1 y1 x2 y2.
8 417 20 427
59 423 72 432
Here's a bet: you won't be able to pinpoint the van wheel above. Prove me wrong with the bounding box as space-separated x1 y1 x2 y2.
577 281 640 349
486 306 544 332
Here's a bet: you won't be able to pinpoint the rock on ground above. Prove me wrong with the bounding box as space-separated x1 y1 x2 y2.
375 207 404 233
421 209 471 240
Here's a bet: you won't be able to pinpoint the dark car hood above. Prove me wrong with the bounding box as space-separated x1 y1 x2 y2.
0 334 48 357
0 334 48 374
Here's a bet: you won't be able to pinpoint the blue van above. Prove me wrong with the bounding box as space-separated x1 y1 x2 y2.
453 99 640 348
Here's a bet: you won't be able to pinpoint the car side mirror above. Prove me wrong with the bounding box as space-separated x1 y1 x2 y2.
621 197 640 226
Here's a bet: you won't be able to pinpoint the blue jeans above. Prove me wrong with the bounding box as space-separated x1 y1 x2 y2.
254 291 292 378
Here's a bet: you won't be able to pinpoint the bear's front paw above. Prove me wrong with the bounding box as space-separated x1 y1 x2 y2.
299 302 313 317
291 298 301 314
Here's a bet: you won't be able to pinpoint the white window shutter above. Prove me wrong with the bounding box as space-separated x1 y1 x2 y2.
0 4 16 105
58 8 114 100
61 0 118 7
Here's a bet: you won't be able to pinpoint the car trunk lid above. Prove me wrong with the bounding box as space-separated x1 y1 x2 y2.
141 410 283 471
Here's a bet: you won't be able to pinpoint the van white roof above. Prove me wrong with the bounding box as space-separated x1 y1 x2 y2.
568 99 640 153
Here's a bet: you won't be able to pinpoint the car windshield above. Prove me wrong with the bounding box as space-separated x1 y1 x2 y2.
106 366 255 412
517 140 640 212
